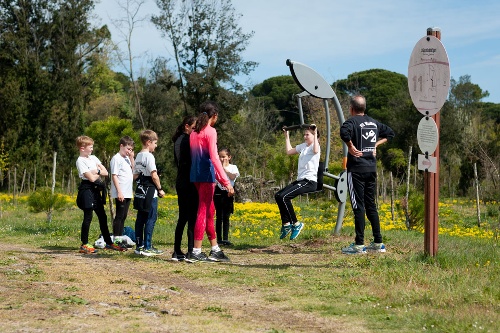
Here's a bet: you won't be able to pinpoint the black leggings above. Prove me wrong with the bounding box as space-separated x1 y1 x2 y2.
174 182 197 253
275 179 317 224
81 201 112 245
214 186 234 242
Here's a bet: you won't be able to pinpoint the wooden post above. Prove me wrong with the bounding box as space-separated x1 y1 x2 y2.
405 146 412 228
474 163 481 227
424 27 441 256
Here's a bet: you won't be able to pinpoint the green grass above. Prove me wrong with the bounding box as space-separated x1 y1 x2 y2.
0 194 498 332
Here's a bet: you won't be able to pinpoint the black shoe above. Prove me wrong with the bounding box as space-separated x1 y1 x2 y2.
171 251 186 261
208 250 230 262
187 252 210 262
221 240 233 246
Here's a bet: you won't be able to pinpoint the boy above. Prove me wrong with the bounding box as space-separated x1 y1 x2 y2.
133 130 165 257
75 135 126 254
110 136 135 245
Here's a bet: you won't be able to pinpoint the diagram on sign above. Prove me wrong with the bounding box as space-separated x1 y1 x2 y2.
408 36 450 116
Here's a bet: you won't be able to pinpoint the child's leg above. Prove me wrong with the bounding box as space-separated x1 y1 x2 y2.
214 193 223 243
113 198 131 236
187 183 198 253
94 202 112 245
174 185 189 253
275 180 316 224
80 209 93 245
222 197 233 241
135 210 148 248
143 197 158 250
194 183 215 243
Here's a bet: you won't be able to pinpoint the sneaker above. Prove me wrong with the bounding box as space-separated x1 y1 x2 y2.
79 244 97 254
208 250 230 262
134 246 144 255
105 243 127 252
140 248 161 257
171 251 186 261
151 246 164 255
279 224 292 239
290 222 304 240
366 242 386 253
341 243 367 254
187 252 210 262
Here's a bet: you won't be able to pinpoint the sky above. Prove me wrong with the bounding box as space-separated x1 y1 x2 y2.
93 0 500 103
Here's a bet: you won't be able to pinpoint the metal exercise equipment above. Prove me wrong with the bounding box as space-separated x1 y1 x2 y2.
285 59 348 234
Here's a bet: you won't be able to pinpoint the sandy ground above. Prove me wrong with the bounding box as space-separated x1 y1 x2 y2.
0 242 369 333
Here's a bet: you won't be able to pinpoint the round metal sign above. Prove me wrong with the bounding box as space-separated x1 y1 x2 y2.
408 36 450 116
286 59 335 99
417 116 439 155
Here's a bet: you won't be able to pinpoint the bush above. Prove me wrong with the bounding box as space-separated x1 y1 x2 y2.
27 188 69 222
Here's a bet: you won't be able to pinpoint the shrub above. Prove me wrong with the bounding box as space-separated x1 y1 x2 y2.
27 188 69 222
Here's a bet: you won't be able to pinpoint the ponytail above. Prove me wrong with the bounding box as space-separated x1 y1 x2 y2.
194 101 219 133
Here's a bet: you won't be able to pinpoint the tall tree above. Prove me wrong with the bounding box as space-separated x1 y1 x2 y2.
0 0 110 185
152 0 257 115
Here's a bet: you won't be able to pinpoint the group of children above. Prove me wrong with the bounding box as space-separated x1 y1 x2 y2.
76 94 393 259
75 101 240 261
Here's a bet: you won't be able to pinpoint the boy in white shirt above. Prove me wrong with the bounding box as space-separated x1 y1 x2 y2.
133 130 165 257
110 136 135 244
75 136 126 254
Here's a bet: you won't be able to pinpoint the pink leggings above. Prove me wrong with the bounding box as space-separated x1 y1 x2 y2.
194 182 216 241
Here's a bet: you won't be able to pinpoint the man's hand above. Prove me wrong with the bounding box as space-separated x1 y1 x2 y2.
348 144 363 157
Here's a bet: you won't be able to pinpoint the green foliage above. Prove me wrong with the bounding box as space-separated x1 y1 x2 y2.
383 148 407 177
398 188 424 230
85 117 139 164
27 189 69 222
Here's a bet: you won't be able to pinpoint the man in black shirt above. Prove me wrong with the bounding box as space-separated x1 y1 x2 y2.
340 95 395 254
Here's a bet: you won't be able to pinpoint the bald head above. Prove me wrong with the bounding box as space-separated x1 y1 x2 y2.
350 95 366 114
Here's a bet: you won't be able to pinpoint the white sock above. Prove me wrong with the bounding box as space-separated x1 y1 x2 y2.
283 222 291 226
212 245 221 252
192 248 201 255
293 221 301 226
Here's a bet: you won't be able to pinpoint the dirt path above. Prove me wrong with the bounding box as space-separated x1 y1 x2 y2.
0 243 368 333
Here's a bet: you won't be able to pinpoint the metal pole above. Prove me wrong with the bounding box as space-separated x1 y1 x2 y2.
424 27 441 256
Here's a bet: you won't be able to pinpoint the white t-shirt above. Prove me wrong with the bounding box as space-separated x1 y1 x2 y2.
296 143 320 182
110 152 134 199
134 151 158 198
76 155 101 180
216 164 240 189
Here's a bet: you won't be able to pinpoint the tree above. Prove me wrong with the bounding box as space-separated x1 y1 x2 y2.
152 0 257 114
0 0 110 188
111 0 149 129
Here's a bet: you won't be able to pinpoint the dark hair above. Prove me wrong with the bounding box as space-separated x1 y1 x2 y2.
350 94 366 114
194 101 219 133
172 115 197 143
119 136 134 147
218 147 231 156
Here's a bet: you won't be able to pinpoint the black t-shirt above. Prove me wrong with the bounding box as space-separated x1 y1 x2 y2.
340 114 395 173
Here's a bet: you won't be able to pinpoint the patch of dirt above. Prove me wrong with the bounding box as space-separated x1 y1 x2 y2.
0 242 369 333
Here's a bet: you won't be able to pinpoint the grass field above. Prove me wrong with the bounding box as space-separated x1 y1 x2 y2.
0 193 498 332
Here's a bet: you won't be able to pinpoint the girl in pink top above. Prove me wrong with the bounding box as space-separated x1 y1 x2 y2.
189 101 234 262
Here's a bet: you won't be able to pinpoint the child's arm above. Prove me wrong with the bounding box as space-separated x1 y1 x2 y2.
112 174 124 201
284 130 297 155
150 170 165 198
312 124 320 154
96 163 108 177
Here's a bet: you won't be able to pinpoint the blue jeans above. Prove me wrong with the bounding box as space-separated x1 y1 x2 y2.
135 197 158 249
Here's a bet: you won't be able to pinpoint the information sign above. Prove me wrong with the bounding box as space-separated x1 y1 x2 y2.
408 36 450 115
